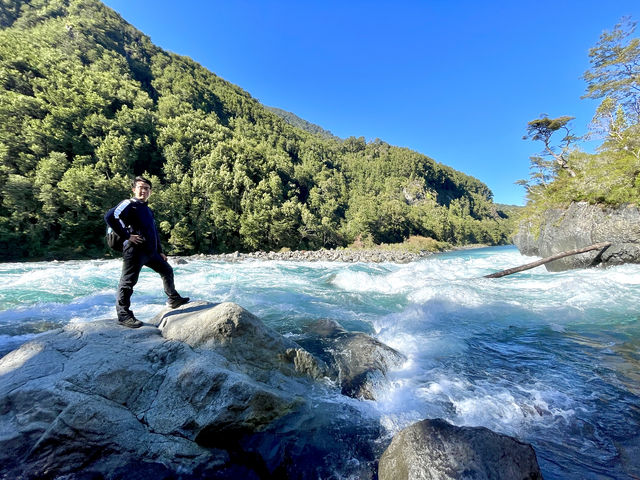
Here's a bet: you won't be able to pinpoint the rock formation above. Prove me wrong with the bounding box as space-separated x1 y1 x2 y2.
0 302 382 479
378 418 543 480
513 202 640 271
0 301 543 479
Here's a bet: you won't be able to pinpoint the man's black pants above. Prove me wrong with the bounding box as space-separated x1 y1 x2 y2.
116 245 179 321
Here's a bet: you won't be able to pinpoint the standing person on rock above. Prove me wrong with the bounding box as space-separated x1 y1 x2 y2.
104 176 189 328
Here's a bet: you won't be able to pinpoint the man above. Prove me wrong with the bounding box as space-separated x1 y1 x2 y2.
105 176 189 328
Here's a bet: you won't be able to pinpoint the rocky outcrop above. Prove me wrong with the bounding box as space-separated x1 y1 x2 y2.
0 302 383 479
0 302 544 479
513 202 640 271
296 318 406 400
378 418 543 480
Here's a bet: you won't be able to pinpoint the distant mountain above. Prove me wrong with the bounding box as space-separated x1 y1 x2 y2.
0 0 513 259
265 106 340 140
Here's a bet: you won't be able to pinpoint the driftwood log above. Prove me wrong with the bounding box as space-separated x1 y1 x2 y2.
484 242 612 278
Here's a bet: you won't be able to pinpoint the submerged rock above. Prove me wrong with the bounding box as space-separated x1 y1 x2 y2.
378 418 543 480
297 318 406 400
513 202 640 271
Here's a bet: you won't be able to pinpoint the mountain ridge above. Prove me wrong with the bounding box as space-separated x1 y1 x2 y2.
265 106 340 140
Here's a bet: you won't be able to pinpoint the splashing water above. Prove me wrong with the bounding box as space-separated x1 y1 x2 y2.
1 246 638 479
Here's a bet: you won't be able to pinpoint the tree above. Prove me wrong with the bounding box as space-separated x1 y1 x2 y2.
522 115 578 180
583 18 640 122
517 17 640 210
583 19 640 159
590 98 640 159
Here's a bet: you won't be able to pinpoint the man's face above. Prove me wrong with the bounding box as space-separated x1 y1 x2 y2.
132 181 151 202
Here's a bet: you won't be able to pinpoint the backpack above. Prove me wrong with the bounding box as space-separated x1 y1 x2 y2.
105 226 125 252
105 201 132 252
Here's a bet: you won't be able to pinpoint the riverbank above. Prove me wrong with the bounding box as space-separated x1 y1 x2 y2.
181 242 492 264
186 248 432 264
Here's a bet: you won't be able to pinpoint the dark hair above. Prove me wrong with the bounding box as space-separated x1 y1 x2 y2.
132 176 152 189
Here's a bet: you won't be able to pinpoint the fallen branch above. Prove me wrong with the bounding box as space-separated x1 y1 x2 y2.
484 242 612 278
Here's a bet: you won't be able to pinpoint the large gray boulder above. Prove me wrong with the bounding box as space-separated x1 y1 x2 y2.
378 418 543 480
155 301 327 380
0 302 380 479
513 202 640 271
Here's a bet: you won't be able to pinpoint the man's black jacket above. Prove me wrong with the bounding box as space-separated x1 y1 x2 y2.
104 199 163 254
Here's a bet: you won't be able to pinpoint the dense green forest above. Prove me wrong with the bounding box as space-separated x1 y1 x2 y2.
0 0 513 260
518 18 639 217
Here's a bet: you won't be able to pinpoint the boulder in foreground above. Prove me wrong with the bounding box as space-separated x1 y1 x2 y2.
378 418 543 480
0 301 543 480
0 301 380 479
297 318 406 400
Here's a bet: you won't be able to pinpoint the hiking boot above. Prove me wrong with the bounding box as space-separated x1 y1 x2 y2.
167 296 190 309
118 316 143 328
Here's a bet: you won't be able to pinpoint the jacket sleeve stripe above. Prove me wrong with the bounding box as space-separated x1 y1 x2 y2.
113 199 132 231
114 199 131 219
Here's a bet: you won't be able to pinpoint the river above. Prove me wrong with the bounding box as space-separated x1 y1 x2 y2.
1 245 638 479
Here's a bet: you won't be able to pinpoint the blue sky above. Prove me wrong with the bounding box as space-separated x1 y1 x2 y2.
101 1 640 206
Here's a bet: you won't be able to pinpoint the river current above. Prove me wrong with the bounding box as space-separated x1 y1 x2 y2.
1 245 638 479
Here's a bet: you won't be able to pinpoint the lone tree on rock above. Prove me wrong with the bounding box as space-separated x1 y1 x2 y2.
518 114 578 193
524 115 578 178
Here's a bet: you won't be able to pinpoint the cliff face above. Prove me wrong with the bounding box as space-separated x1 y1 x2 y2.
513 202 640 272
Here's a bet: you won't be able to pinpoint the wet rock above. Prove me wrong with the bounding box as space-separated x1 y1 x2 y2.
513 202 640 271
298 318 406 400
378 418 543 480
0 302 379 479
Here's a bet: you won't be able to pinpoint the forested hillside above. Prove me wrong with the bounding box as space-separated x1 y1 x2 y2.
0 0 512 259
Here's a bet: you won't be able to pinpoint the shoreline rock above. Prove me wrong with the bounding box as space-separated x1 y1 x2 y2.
174 244 491 265
513 202 640 271
0 301 543 479
0 302 391 479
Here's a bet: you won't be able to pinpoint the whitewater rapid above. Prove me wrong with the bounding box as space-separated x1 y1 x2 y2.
1 246 638 479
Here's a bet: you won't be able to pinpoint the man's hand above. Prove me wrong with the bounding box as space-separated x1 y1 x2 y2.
161 253 168 261
129 234 144 245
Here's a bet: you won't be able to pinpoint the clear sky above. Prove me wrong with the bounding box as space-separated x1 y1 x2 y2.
101 0 640 206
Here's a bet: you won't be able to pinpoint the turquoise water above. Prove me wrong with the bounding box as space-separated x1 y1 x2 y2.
1 246 639 479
